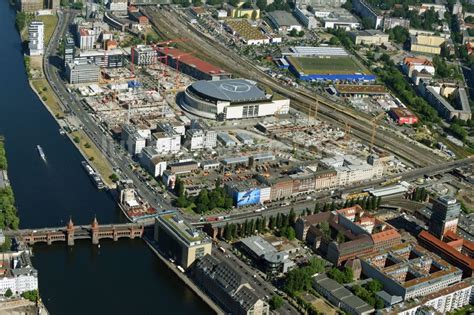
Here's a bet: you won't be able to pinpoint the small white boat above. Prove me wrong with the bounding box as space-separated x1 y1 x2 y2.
37 145 46 162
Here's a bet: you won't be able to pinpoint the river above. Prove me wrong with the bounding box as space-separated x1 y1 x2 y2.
0 2 211 314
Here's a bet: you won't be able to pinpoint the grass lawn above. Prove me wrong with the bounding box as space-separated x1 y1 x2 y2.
299 292 337 315
31 79 64 118
287 56 369 75
35 15 58 45
70 130 114 187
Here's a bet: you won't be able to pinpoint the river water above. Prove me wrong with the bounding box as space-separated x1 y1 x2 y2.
0 2 211 314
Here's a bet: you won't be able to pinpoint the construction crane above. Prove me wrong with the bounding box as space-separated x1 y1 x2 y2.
369 112 385 153
343 121 351 154
173 51 194 87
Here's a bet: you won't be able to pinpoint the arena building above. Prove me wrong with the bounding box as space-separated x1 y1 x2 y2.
180 79 290 120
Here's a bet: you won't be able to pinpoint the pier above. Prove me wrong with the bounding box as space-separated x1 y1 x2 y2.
5 218 147 246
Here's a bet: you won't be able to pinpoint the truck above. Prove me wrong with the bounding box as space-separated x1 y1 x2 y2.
218 246 226 253
177 266 185 273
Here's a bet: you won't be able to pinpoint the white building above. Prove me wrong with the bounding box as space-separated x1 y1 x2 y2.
66 61 101 84
140 147 168 177
28 21 44 56
108 0 127 14
0 251 38 295
150 123 181 154
122 125 150 155
315 7 360 30
322 155 383 186
185 129 217 151
132 45 157 65
78 28 98 50
293 7 318 29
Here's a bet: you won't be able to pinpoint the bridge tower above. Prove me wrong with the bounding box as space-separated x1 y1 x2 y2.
91 216 99 245
67 217 75 246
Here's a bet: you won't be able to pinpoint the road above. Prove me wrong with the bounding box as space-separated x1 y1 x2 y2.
143 7 446 168
43 10 172 212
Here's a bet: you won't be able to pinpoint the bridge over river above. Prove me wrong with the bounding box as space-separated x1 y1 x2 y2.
4 218 150 246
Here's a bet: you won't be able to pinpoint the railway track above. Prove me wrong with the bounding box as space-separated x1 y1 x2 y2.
143 7 445 167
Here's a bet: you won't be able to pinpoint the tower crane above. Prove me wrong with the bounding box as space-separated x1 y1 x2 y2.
369 112 385 153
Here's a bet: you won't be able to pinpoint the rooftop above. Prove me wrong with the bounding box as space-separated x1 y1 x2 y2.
267 10 301 27
190 79 268 103
158 212 209 245
157 47 229 76
335 84 387 94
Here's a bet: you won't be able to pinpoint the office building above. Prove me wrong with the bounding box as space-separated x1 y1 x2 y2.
193 255 270 315
139 147 167 177
239 236 296 273
154 212 212 269
65 61 101 84
77 28 99 50
430 196 461 238
316 7 360 30
389 108 418 125
28 21 44 56
150 123 181 154
360 243 463 300
63 35 75 67
132 45 157 65
383 17 410 31
313 274 374 315
293 7 318 29
108 0 127 14
121 124 150 155
225 180 271 207
75 49 126 68
185 129 217 151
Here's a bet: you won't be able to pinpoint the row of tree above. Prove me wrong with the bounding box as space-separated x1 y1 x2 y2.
327 266 353 284
222 209 299 241
408 187 429 202
175 178 233 213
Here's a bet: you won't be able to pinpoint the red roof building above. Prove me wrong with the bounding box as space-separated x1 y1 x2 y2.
418 230 474 278
156 47 231 81
389 108 418 125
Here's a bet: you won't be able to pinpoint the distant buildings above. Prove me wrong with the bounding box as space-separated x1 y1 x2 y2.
402 56 435 85
429 196 461 238
63 35 75 67
267 10 302 32
132 45 156 65
383 17 410 31
154 212 212 268
352 0 383 29
0 251 38 295
28 21 44 56
418 80 472 121
410 34 446 55
349 30 389 45
108 0 127 14
360 242 463 300
293 7 319 29
314 7 360 30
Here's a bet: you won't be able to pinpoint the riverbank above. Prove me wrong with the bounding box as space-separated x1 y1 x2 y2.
15 10 116 188
143 236 225 315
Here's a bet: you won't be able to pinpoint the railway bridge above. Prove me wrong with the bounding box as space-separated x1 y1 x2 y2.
4 217 145 246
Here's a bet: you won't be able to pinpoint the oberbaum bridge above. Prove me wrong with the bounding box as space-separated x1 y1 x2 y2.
3 217 146 246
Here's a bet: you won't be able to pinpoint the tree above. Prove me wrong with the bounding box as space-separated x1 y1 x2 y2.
109 173 119 183
269 216 275 230
289 208 296 225
4 288 12 298
314 202 320 214
366 280 383 293
319 221 330 238
329 36 340 45
224 223 232 241
256 0 267 10
269 295 284 310
21 290 38 302
361 17 372 29
286 226 296 240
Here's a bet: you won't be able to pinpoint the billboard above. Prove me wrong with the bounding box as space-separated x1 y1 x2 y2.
236 189 260 207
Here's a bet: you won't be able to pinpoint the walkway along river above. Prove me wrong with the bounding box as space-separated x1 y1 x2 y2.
0 2 211 314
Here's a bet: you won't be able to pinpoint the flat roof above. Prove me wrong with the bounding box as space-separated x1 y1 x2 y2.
335 84 386 94
241 236 277 257
267 10 300 27
190 79 268 103
158 212 209 245
286 46 349 57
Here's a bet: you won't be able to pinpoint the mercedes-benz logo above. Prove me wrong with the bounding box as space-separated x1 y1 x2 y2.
220 82 251 93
